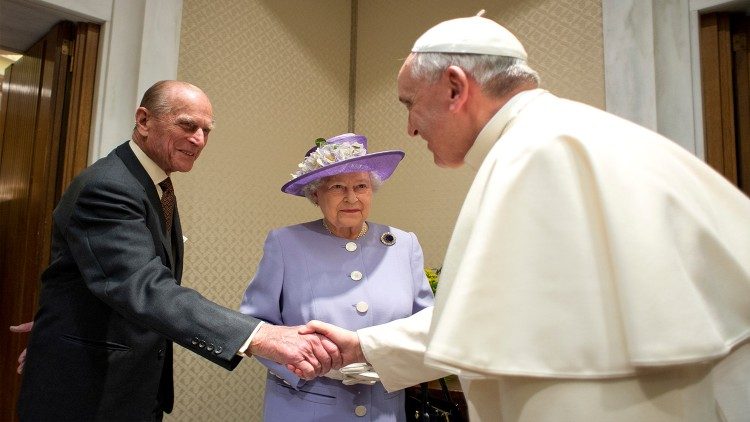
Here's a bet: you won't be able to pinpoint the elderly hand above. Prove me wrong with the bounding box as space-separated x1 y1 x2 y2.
9 321 34 374
289 320 366 377
249 323 342 380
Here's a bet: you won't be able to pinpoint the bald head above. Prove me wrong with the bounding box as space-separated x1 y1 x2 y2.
139 80 208 118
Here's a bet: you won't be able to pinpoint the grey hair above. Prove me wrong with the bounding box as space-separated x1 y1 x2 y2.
133 80 206 131
139 80 174 116
302 172 383 205
408 52 540 99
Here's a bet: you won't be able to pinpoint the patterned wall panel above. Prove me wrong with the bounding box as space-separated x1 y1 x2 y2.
354 0 604 267
173 0 603 420
172 1 351 420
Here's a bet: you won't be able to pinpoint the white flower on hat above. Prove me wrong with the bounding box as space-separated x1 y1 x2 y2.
291 141 366 178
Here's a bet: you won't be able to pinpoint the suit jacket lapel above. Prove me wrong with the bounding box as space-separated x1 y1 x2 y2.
114 142 176 271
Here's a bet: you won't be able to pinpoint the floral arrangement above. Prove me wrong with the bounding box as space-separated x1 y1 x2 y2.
424 267 441 294
291 138 366 178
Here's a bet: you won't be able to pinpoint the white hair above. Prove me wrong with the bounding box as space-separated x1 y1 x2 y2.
408 52 540 99
302 172 383 205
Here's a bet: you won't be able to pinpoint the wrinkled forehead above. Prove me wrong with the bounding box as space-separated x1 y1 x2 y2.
169 88 213 115
397 62 424 102
397 54 416 81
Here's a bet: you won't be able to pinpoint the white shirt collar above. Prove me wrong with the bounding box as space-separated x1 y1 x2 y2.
464 88 547 170
128 140 169 192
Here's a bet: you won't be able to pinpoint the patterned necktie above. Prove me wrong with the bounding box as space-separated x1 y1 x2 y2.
158 177 175 233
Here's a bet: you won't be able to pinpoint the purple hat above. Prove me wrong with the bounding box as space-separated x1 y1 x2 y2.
281 133 405 196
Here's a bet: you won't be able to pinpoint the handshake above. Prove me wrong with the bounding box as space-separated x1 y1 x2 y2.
246 320 368 381
11 320 371 382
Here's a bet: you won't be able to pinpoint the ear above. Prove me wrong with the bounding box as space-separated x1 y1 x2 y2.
446 65 470 112
134 107 150 137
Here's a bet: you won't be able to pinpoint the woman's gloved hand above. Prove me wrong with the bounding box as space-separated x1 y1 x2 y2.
324 362 380 385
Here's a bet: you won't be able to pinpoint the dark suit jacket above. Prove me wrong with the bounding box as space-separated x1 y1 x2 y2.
18 142 260 421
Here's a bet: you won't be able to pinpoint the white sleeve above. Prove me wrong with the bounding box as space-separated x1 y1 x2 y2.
357 307 449 392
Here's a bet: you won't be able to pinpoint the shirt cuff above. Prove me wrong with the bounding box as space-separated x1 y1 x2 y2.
237 321 265 358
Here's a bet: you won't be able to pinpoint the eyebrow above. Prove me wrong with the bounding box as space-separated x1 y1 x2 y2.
176 115 215 131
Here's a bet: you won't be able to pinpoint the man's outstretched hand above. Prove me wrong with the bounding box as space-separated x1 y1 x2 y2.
9 321 33 374
289 320 366 377
249 323 342 380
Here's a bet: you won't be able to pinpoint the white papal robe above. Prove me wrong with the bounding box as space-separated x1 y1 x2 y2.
358 89 750 421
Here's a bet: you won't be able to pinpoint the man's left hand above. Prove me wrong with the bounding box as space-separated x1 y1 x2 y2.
9 321 33 374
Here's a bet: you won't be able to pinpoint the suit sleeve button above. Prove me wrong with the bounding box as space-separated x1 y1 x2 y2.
214 346 222 354
191 337 199 346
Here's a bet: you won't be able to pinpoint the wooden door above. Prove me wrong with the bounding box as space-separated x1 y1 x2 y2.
700 12 750 196
0 21 99 421
733 16 750 195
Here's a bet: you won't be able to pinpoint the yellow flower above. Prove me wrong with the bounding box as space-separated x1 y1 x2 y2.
424 267 441 294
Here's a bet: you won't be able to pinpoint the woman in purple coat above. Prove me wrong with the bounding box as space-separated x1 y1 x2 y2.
240 133 434 421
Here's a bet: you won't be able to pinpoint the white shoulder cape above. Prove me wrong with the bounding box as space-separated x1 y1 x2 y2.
424 93 750 378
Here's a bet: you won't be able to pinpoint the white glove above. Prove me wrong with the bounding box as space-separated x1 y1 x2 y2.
342 371 379 385
324 363 380 385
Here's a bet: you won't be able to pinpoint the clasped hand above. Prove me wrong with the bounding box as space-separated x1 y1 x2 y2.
249 323 344 380
282 320 366 379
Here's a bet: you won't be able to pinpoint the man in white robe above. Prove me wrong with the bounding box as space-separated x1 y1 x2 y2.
303 14 750 421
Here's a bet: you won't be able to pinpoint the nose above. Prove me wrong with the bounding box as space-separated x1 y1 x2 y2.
190 129 207 146
345 188 358 203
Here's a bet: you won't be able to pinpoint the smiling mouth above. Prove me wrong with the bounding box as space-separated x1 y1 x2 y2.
179 150 196 157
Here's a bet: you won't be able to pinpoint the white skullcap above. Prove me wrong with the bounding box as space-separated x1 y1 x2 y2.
411 16 527 60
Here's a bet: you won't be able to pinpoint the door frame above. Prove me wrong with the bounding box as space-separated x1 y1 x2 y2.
33 0 183 161
602 0 750 159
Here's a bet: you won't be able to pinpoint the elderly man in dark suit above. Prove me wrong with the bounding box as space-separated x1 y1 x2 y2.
16 80 339 421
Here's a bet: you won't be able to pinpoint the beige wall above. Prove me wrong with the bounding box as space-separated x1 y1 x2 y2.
172 1 351 420
171 0 603 420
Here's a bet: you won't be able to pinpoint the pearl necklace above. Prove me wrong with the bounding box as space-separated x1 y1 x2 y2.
322 220 368 239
